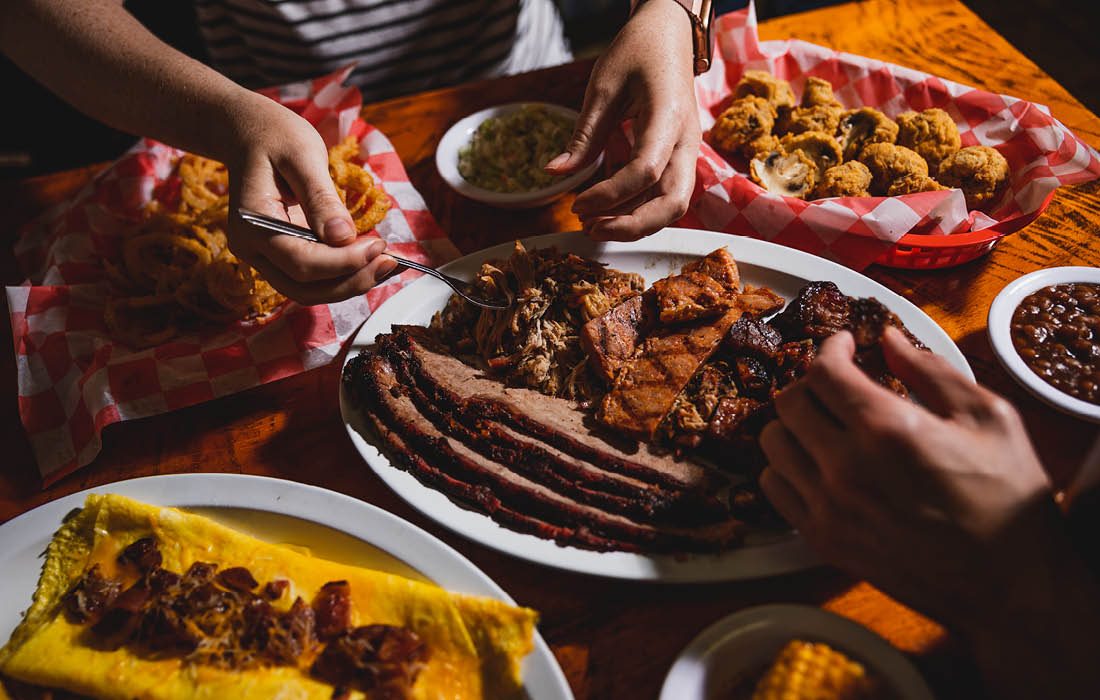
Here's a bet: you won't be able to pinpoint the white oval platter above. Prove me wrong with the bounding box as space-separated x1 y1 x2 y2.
341 228 973 582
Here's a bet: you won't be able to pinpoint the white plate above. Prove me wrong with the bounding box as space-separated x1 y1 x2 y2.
659 604 934 700
0 474 572 700
435 102 602 208
341 229 973 582
988 266 1100 423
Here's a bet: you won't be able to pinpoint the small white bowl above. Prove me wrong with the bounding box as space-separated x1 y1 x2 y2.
435 102 602 209
988 266 1100 423
659 604 933 700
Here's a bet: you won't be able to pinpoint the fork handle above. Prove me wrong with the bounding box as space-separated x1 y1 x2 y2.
238 207 425 270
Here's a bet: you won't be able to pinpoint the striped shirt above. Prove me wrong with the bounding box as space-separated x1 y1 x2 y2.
195 0 573 101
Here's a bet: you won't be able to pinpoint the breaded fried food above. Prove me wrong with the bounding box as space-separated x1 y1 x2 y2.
836 108 899 161
896 108 961 173
733 70 796 111
815 161 872 198
858 143 931 195
749 148 819 199
777 77 844 136
710 96 778 159
801 76 838 107
745 133 781 160
937 145 1010 210
777 102 844 137
780 131 843 174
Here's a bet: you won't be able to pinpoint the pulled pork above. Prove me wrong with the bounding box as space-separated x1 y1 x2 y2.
59 537 426 698
431 242 643 400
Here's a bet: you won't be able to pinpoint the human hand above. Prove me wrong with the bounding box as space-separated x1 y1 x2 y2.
759 327 1100 697
224 96 396 304
545 0 700 242
760 327 1058 623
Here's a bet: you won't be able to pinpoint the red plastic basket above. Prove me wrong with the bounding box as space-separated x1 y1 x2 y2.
873 192 1056 269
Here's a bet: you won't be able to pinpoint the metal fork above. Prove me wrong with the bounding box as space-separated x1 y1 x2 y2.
237 208 511 310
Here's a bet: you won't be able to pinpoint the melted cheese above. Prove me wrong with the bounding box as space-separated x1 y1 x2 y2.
0 495 537 700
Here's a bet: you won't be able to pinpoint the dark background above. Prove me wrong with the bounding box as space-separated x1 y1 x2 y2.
1 0 1098 178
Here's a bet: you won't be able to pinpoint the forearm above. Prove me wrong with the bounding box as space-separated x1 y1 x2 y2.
0 0 265 162
963 507 1100 698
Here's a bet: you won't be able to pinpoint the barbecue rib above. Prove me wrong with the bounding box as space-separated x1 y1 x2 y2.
597 286 783 441
579 291 658 384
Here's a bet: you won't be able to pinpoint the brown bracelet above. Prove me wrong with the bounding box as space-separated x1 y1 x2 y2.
630 0 715 75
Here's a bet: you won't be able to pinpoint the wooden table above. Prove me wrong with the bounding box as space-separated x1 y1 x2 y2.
2 0 1098 696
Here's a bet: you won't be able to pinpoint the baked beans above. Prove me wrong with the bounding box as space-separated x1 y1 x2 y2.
1010 282 1100 404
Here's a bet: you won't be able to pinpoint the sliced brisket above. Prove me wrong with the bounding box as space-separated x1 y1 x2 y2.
387 326 723 496
356 352 743 552
348 355 621 551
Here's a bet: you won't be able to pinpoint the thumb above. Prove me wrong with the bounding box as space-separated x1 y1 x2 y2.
276 146 356 246
546 87 617 175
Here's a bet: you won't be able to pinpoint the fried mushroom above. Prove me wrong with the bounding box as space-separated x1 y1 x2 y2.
733 70 797 111
776 77 844 136
896 108 961 173
749 148 819 199
814 161 872 198
836 107 899 161
776 103 844 137
858 142 929 196
746 133 781 160
780 131 843 174
801 77 838 107
887 175 949 196
936 145 1010 210
710 96 777 158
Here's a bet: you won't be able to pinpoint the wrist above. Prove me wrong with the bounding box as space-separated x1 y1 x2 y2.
630 0 694 45
211 89 296 166
959 506 1100 697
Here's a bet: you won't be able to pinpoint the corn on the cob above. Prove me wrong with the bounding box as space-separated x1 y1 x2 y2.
751 639 874 700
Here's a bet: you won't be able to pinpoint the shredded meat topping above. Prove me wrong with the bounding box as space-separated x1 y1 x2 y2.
312 624 428 697
313 580 353 641
59 538 426 697
430 242 643 399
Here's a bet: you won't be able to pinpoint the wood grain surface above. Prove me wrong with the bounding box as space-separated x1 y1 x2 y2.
1 0 1098 697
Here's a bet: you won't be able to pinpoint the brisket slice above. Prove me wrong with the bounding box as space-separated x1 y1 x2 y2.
347 355 621 551
388 326 723 496
381 348 705 524
358 352 743 552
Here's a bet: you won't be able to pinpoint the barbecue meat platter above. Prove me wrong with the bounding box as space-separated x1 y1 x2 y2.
340 230 972 581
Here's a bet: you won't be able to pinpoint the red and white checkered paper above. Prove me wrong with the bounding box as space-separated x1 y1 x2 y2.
7 67 460 483
677 3 1100 269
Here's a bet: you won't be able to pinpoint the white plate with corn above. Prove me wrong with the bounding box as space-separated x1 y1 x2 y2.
660 604 934 700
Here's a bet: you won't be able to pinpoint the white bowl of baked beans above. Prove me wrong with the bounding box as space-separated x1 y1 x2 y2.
988 266 1100 423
